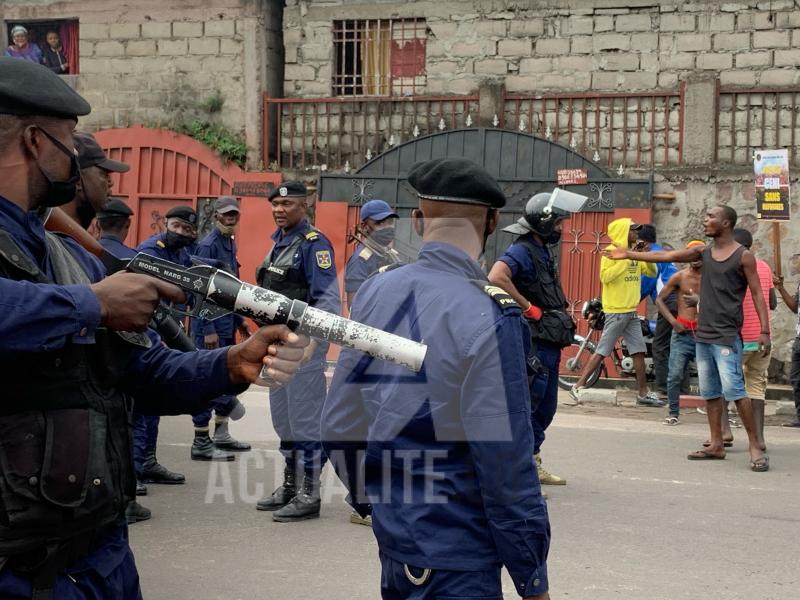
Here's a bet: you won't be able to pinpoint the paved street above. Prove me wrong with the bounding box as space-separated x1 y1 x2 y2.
131 390 800 600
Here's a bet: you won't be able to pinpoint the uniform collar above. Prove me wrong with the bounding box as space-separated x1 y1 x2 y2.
99 233 124 243
271 219 309 243
416 241 485 280
0 194 49 267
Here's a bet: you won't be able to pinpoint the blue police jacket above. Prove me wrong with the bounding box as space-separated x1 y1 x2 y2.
322 241 550 598
0 196 244 411
267 219 341 314
136 231 192 267
99 234 137 260
640 242 678 304
344 243 381 295
497 232 551 280
192 227 243 338
0 195 248 584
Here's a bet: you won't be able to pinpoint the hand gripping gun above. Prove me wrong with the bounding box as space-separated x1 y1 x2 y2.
126 252 428 374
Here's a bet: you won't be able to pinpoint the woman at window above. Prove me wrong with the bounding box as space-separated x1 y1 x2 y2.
4 25 43 64
41 29 69 74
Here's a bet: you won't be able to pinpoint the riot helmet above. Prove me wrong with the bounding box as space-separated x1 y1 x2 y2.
503 188 588 239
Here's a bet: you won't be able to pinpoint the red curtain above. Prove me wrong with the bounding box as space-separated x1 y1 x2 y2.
59 20 79 74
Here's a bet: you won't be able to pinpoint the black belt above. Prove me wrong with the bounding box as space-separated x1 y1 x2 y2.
2 522 119 599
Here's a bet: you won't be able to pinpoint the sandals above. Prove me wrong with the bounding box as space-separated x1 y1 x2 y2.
750 455 770 472
702 439 733 448
687 449 726 460
662 416 680 426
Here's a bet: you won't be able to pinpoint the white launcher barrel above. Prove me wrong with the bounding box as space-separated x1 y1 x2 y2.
209 276 427 374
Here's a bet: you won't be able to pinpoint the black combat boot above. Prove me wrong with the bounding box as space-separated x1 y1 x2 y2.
272 474 321 522
191 428 234 461
136 480 148 496
126 500 152 524
213 417 251 451
256 464 297 511
141 449 186 484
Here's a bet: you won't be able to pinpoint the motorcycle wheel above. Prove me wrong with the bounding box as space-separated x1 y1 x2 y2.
558 335 602 391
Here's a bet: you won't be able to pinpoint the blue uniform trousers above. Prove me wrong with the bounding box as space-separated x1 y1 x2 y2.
131 413 160 476
379 552 503 600
529 342 562 456
269 343 328 476
0 528 141 599
131 413 147 477
191 335 237 427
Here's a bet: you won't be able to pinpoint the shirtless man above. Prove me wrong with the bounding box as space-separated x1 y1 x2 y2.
656 241 705 425
604 205 771 472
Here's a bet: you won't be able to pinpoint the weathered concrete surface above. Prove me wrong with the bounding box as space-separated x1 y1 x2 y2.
131 390 800 600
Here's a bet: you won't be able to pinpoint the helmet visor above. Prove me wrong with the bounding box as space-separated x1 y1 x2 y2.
547 187 589 215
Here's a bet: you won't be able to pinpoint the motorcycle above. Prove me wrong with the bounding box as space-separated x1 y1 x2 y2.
557 297 655 390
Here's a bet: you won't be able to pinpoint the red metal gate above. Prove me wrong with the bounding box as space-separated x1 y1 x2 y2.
93 126 280 285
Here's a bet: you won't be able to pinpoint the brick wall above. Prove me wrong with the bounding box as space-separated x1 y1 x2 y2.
284 0 800 97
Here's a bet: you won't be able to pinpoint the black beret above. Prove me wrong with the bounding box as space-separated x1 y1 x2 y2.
269 181 307 201
407 158 505 209
97 198 134 219
74 132 130 172
166 205 197 225
0 57 91 119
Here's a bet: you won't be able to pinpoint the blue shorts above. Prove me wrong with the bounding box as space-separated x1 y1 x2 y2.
696 339 748 401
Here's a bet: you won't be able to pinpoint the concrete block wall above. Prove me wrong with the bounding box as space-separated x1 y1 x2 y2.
1 0 279 167
284 0 800 97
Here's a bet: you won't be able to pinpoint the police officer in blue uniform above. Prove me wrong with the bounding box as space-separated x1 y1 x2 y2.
255 181 342 522
0 56 307 599
96 199 186 520
191 196 252 453
488 193 577 487
322 158 551 600
138 206 234 462
96 198 136 260
344 199 399 307
62 131 130 229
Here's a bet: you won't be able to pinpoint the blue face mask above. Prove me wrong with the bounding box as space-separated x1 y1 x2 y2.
35 128 82 208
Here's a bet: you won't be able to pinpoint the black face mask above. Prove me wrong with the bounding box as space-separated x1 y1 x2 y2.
371 226 395 247
165 230 194 249
546 231 562 245
35 128 81 207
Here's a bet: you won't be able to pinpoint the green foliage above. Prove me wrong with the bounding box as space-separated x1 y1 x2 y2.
176 119 248 168
197 90 225 114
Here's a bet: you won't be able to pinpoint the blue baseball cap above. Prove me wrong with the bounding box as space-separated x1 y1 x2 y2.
360 200 398 222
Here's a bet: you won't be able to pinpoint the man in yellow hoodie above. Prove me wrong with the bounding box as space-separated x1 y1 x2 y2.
570 218 663 406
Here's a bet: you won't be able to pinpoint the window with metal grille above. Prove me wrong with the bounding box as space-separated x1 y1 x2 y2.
333 19 427 97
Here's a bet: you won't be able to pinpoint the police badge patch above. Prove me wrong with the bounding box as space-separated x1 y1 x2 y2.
315 250 332 269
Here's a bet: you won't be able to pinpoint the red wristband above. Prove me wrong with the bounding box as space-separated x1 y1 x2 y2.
523 304 543 320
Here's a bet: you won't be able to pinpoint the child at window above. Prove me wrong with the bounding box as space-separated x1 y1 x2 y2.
41 29 69 74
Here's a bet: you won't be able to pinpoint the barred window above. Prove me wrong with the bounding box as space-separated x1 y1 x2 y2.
333 19 427 97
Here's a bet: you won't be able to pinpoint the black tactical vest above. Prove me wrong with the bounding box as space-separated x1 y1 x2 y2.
256 230 313 302
0 231 139 557
512 237 575 348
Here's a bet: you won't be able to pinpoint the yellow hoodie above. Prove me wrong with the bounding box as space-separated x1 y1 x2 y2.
599 217 657 313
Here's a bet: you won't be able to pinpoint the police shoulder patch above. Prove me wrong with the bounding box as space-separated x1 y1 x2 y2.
358 247 373 260
471 280 520 310
315 249 332 269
